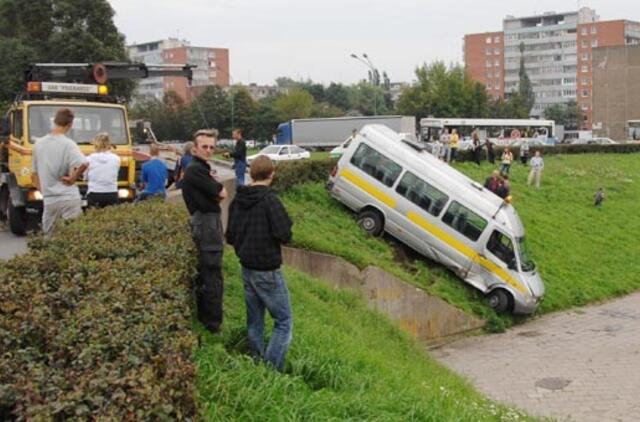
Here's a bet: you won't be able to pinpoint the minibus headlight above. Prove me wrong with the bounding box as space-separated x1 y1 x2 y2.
118 189 131 199
504 195 513 204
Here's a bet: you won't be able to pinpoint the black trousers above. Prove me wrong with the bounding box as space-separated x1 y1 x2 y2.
87 192 118 208
190 211 224 332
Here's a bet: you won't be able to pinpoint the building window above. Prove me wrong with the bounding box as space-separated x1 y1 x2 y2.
582 40 589 48
581 52 589 61
350 143 402 188
396 172 449 217
581 89 589 97
581 103 589 111
494 36 501 43
494 48 501 55
581 27 588 35
485 48 492 55
486 36 492 44
591 39 598 48
442 201 488 242
582 78 589 86
495 59 500 66
486 60 492 67
494 71 501 78
591 26 597 34
581 65 589 73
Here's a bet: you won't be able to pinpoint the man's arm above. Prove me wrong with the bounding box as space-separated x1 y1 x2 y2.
61 162 89 186
267 195 293 244
32 173 41 191
183 164 223 198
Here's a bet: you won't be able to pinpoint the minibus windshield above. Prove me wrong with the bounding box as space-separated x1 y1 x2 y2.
517 237 536 272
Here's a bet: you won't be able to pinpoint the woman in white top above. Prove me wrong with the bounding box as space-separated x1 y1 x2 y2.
86 133 121 208
527 151 545 189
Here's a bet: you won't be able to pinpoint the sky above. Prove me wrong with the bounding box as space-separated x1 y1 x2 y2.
108 0 636 85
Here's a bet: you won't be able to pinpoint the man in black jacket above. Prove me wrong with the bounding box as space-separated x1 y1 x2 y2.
228 128 247 187
182 129 228 333
226 155 293 371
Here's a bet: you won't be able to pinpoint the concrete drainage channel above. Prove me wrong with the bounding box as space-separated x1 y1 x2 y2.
282 247 485 347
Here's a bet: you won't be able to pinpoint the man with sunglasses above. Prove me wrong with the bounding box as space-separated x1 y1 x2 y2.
182 129 228 333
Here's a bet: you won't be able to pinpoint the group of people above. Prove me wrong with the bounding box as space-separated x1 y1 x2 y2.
182 130 293 372
32 108 292 371
482 145 545 199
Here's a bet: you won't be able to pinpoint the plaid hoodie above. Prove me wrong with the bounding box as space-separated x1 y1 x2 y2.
226 185 292 271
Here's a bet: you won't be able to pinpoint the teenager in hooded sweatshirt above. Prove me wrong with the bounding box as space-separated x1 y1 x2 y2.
226 155 293 372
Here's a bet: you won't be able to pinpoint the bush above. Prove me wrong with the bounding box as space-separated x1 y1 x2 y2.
456 142 640 162
271 158 336 193
0 202 197 420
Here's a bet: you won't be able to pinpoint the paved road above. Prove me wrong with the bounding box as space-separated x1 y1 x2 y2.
0 224 28 260
433 294 640 422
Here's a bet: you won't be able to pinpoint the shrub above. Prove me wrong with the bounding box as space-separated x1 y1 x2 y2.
0 202 197 420
457 142 640 162
271 158 336 193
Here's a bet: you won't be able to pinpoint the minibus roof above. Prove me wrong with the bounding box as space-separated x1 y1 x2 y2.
358 124 525 237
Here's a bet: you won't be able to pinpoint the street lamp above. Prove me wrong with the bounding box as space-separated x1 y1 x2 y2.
350 53 378 115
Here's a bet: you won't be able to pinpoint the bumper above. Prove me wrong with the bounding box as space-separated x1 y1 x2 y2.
513 294 543 315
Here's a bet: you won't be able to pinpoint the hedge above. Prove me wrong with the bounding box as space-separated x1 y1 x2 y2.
271 158 337 193
456 142 640 162
0 202 197 420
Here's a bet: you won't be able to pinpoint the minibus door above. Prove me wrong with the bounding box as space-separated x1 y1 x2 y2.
469 229 518 291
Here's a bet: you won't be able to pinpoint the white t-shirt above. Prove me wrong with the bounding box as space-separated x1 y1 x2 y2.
32 134 88 205
87 152 121 193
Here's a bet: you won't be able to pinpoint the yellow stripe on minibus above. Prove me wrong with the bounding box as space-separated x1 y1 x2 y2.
406 211 527 294
341 168 397 208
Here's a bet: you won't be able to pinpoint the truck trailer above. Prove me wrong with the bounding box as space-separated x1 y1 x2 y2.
276 115 416 148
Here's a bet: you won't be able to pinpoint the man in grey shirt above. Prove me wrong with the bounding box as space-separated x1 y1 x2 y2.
32 108 88 237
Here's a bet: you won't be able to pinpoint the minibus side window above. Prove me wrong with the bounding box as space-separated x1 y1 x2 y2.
350 143 402 187
396 171 449 217
487 230 517 269
441 201 487 241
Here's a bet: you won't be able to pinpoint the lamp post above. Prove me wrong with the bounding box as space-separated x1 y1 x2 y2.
350 53 378 115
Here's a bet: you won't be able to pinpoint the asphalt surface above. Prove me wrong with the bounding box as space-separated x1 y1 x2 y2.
0 223 28 260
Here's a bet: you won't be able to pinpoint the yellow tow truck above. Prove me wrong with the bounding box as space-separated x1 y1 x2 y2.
0 62 193 235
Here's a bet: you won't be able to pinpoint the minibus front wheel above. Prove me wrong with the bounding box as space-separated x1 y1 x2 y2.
487 289 513 314
357 209 384 237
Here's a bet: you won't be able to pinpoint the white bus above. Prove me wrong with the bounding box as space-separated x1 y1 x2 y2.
420 118 556 146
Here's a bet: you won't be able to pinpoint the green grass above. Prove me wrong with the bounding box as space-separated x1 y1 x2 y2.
310 151 331 160
195 253 534 421
453 153 640 314
281 153 640 324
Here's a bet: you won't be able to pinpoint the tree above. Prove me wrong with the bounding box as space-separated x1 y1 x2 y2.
324 82 351 110
517 42 535 116
348 82 387 116
273 89 314 121
396 62 489 119
228 86 257 137
0 0 134 104
187 85 230 133
253 95 280 142
543 100 580 130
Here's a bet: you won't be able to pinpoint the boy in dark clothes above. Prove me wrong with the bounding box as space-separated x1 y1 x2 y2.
226 155 293 371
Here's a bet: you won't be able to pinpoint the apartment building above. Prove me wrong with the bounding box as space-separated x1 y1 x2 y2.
127 38 230 103
464 8 640 129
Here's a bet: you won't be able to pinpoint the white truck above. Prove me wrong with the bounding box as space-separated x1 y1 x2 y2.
276 115 416 149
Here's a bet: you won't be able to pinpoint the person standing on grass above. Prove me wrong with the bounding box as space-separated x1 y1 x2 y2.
500 147 513 176
31 108 88 237
228 128 247 187
527 151 544 189
472 131 482 165
450 128 460 162
182 129 228 334
440 128 450 163
138 144 168 201
86 133 120 208
519 139 530 165
226 155 293 372
486 138 495 164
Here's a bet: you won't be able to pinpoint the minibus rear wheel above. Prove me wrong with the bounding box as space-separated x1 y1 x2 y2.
487 289 513 314
357 209 384 236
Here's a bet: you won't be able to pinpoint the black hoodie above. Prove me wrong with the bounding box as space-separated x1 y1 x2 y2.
226 185 292 271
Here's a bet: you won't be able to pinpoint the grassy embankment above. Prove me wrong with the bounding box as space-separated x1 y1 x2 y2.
196 253 533 421
281 153 640 325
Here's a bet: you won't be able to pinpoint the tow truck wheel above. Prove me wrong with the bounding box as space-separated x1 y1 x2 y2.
487 289 513 314
7 199 27 236
0 187 8 222
357 209 384 237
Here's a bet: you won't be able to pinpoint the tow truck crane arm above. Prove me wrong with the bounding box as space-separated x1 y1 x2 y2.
25 62 194 84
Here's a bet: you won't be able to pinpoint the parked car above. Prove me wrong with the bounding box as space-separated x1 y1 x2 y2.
570 137 617 145
247 144 310 166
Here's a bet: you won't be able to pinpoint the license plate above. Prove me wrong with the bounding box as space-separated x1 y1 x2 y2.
81 200 88 208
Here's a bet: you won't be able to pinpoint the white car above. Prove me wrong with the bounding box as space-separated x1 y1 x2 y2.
247 145 310 166
571 137 617 145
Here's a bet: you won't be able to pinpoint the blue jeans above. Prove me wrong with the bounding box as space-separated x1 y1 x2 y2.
242 267 293 372
234 161 246 186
